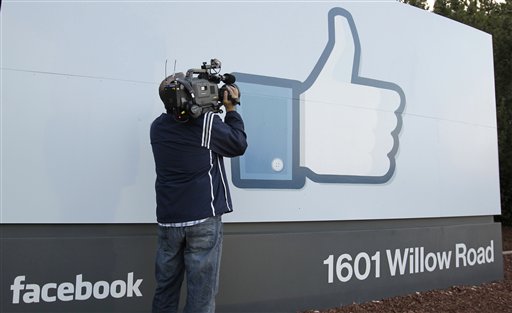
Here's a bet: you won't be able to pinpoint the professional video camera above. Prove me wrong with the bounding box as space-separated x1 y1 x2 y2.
159 59 239 122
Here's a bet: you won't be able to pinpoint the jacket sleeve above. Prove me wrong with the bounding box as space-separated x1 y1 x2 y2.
201 111 248 157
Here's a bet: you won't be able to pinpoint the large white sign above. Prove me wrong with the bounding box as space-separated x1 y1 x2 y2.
0 1 500 223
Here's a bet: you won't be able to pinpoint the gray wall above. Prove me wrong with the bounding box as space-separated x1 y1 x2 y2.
0 216 503 313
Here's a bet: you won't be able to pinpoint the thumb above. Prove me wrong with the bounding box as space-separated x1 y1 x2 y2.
303 8 357 88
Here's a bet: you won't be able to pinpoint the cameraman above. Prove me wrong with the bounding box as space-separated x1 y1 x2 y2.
150 74 247 313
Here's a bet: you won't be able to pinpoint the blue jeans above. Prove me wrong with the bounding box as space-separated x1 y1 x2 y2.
152 216 223 313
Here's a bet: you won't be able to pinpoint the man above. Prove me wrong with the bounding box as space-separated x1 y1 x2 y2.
151 73 247 313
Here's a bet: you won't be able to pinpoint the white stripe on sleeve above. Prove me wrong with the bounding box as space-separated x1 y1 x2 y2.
202 112 214 148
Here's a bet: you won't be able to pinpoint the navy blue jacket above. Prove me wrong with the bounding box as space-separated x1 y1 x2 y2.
150 111 247 223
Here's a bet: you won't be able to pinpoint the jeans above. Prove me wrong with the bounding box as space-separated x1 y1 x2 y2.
152 216 223 313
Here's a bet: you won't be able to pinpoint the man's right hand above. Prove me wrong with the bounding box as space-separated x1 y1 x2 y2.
223 85 240 112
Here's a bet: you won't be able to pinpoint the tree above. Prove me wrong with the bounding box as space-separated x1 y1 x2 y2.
400 0 431 10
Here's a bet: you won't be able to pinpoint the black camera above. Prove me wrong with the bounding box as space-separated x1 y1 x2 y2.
159 59 239 121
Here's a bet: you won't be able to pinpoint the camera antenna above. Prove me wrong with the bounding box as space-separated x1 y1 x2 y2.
164 59 178 77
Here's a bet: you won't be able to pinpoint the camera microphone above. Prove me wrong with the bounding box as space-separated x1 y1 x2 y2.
210 73 236 85
222 73 236 85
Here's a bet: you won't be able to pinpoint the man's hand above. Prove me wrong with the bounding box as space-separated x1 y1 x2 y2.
223 85 240 112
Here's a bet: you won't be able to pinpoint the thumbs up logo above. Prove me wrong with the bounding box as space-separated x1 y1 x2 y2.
232 8 405 189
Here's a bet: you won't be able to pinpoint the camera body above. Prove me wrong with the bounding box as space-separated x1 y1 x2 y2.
186 59 223 108
159 59 237 121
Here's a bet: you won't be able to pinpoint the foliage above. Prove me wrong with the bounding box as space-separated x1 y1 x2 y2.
400 0 431 9
402 0 512 224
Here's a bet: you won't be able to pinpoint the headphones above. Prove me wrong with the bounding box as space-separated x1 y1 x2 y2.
159 74 202 122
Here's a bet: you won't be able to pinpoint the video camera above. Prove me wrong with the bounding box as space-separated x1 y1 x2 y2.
159 59 239 122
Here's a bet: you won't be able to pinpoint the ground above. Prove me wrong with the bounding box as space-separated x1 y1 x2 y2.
302 226 512 313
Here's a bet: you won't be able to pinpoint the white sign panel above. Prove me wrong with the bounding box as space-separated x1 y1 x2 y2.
0 1 500 223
